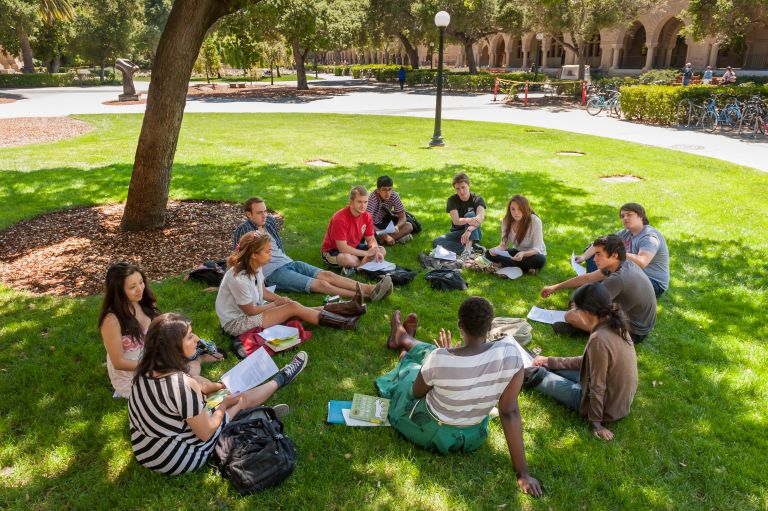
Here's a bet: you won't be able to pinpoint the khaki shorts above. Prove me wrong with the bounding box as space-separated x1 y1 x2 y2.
223 313 264 337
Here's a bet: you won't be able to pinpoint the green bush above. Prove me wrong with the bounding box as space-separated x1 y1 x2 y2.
619 84 768 124
638 68 679 84
0 72 120 88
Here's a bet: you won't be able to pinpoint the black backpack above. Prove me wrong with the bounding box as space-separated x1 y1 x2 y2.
358 265 417 286
425 269 467 291
213 406 296 495
188 260 227 286
405 211 422 235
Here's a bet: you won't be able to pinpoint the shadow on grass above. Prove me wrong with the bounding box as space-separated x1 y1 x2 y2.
1 159 767 509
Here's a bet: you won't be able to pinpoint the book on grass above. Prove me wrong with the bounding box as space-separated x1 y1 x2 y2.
261 324 301 352
349 393 390 424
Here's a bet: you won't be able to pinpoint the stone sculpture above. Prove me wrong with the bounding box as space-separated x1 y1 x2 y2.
116 58 140 101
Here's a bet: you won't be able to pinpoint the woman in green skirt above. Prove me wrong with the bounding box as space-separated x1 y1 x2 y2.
376 297 542 496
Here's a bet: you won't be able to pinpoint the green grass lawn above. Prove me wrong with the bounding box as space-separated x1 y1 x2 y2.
1 113 766 511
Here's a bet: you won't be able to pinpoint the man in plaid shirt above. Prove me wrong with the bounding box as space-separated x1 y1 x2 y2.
367 176 416 245
233 197 391 301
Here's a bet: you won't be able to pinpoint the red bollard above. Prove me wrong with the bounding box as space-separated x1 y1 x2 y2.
581 80 587 105
493 77 499 102
524 81 529 106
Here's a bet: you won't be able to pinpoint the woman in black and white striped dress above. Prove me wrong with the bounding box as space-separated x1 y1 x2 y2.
128 313 307 475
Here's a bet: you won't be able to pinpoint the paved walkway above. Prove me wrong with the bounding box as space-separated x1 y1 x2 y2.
1 76 766 172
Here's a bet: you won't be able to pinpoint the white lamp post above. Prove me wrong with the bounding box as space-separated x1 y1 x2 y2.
430 10 450 147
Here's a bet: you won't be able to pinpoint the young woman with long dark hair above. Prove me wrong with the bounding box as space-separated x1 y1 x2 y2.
98 262 222 398
486 195 546 275
128 313 307 474
526 283 638 441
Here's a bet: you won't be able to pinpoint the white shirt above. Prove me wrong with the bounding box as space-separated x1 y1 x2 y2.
215 267 265 327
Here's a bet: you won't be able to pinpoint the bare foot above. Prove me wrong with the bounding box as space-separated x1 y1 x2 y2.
399 350 407 360
387 310 403 350
403 313 418 338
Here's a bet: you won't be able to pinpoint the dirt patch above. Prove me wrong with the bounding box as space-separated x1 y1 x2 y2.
0 201 264 297
0 117 92 148
600 175 643 183
186 84 355 100
305 159 336 167
102 99 147 106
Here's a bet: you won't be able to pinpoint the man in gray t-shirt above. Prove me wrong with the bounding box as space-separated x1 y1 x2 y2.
541 234 656 342
576 203 669 298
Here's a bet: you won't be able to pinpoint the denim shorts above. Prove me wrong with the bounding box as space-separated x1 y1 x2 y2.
265 261 322 293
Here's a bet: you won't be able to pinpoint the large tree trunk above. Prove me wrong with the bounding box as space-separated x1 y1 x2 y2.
463 38 478 74
397 32 420 69
291 39 308 90
120 0 228 231
18 27 35 74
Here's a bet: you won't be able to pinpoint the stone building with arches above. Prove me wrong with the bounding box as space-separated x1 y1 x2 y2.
333 1 768 75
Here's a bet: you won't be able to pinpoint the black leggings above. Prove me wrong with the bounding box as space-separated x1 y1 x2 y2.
485 249 546 272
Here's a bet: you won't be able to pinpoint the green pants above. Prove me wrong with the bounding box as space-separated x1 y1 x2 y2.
375 342 489 454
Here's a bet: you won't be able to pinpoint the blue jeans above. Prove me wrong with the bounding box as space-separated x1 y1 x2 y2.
432 212 481 253
533 369 582 411
266 260 322 293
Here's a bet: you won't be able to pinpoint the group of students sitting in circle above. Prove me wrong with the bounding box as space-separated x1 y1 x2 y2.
97 172 668 496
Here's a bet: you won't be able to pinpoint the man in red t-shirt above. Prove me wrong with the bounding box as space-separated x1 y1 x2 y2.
322 186 386 269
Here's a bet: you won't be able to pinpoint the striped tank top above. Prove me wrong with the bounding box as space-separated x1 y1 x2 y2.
128 372 226 475
420 339 523 426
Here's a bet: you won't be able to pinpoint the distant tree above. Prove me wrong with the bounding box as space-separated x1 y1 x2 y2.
415 0 521 74
367 0 424 68
516 0 662 80
685 0 768 45
33 15 75 72
195 34 221 82
0 0 73 73
139 0 172 65
219 11 262 80
73 0 145 80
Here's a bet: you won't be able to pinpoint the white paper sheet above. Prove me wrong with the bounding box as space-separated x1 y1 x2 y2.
359 260 396 272
570 251 587 276
266 285 277 293
260 324 299 342
526 306 567 325
375 220 396 236
496 266 523 279
431 245 457 261
220 347 279 394
497 334 534 368
342 408 390 427
489 247 513 259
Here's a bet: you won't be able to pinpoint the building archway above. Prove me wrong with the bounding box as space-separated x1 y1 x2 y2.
717 43 747 68
657 17 687 68
494 36 506 67
586 32 602 68
621 21 646 68
479 44 490 67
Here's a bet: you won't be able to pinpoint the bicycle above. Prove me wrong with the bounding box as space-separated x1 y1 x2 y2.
738 96 767 138
586 88 621 117
701 96 743 132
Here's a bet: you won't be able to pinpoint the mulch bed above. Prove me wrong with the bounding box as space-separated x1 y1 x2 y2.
102 99 147 106
0 201 258 297
0 117 92 148
185 84 355 100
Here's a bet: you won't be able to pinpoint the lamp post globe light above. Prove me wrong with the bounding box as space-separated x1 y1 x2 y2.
430 10 450 147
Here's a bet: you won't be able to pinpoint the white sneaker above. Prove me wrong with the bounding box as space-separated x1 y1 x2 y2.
395 234 413 244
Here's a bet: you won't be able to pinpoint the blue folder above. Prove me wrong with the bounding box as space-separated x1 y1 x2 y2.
327 400 352 424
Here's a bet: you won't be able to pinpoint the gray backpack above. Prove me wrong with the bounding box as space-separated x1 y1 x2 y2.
489 317 533 346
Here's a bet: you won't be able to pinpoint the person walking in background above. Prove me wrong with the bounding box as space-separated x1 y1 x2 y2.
398 66 406 90
682 63 693 86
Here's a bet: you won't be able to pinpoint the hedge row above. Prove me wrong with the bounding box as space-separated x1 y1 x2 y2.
0 73 119 88
321 64 539 92
619 84 768 125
